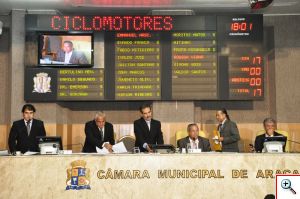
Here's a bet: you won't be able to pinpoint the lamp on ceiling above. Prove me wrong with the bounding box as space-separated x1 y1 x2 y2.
249 0 274 10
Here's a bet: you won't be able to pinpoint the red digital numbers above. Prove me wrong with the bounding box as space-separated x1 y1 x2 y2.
252 56 262 64
253 88 262 97
250 78 262 86
249 67 261 76
232 55 263 98
231 22 253 32
51 15 173 31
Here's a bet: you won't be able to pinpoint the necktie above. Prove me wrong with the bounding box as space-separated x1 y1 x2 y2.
26 120 31 135
218 123 222 132
192 140 197 149
100 128 104 141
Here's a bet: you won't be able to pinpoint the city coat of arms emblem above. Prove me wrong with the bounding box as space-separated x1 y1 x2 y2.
66 160 91 190
32 72 51 93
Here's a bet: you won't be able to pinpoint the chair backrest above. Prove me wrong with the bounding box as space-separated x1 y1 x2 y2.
256 130 290 152
117 135 136 152
175 130 206 147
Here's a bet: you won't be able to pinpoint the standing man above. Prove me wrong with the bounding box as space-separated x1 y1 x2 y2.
8 104 46 154
215 108 240 152
177 123 211 152
134 104 164 152
56 41 88 64
82 112 115 153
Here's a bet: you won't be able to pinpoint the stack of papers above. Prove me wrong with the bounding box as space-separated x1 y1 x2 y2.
96 142 127 154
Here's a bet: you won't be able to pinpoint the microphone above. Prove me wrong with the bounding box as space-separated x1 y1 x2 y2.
287 139 300 145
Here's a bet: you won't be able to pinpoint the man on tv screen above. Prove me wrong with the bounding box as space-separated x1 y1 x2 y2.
56 40 89 64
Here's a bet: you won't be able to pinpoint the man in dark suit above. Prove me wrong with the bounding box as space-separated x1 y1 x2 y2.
215 108 240 152
56 41 89 64
254 118 286 152
177 123 211 152
82 112 115 153
134 104 164 152
8 104 46 154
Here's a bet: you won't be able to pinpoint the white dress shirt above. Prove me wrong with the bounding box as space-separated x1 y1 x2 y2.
64 51 73 64
143 119 151 149
189 137 199 149
218 118 227 131
24 119 32 129
99 127 108 147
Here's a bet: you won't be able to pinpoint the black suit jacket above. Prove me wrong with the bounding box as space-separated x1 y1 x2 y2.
8 119 46 153
56 50 88 64
254 132 285 152
219 120 240 152
82 120 115 153
134 118 164 152
177 136 211 152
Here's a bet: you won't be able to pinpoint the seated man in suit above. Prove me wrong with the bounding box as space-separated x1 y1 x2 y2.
56 41 89 64
177 123 211 152
253 118 286 152
134 104 164 152
215 108 240 152
8 104 46 154
82 112 115 153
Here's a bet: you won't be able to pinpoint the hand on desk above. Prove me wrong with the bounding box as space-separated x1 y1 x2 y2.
249 144 255 153
146 145 153 153
104 143 113 153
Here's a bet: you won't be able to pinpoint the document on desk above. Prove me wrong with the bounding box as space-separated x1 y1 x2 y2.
112 142 127 153
96 147 110 154
96 142 127 154
23 151 39 156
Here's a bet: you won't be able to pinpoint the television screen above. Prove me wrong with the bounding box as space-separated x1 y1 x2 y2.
38 32 94 67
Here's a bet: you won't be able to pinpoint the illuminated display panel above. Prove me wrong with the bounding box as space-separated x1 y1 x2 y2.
24 14 264 101
228 50 263 99
217 15 263 100
172 31 217 100
49 16 173 31
115 32 161 100
57 69 104 100
25 68 104 101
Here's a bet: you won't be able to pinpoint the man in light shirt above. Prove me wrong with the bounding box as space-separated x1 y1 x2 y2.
134 104 164 152
56 41 88 64
82 112 115 153
177 123 211 152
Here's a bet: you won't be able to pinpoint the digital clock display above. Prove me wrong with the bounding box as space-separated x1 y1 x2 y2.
231 22 253 32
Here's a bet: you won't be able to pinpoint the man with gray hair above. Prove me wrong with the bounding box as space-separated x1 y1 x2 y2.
82 112 115 153
177 123 211 152
254 118 286 152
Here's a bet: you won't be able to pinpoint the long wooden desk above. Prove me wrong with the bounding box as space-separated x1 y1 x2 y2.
0 153 299 199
